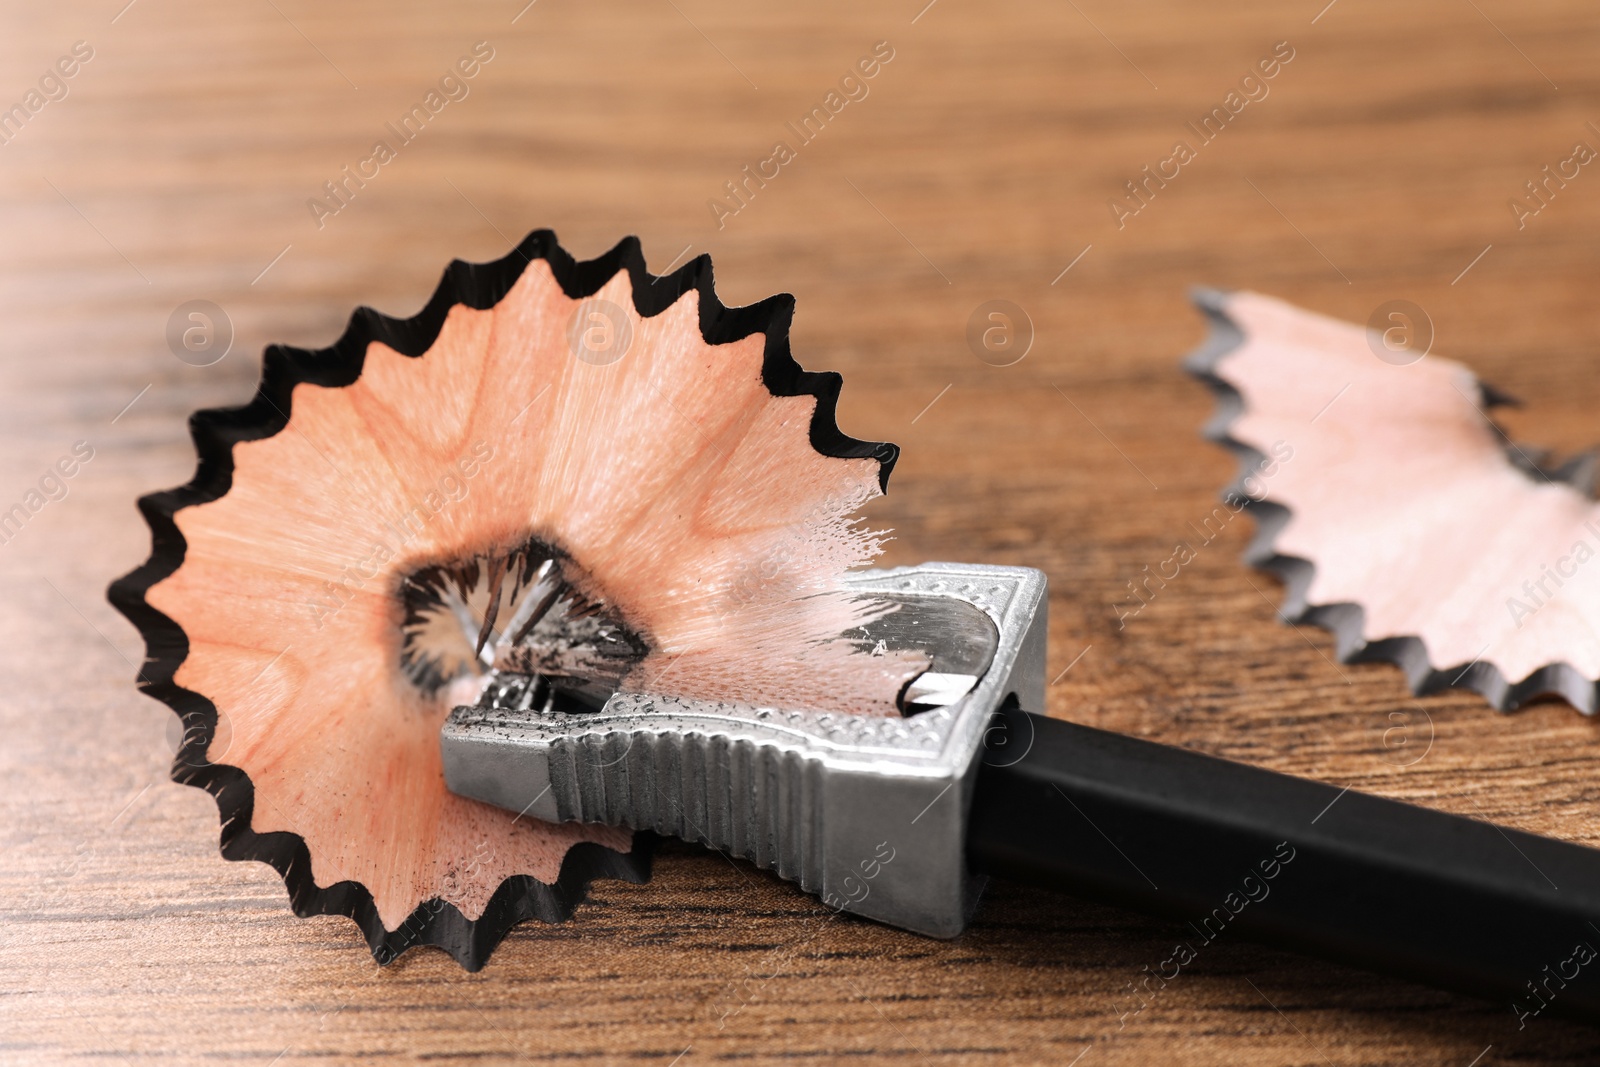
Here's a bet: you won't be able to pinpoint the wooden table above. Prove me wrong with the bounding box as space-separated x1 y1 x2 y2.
4 0 1600 1062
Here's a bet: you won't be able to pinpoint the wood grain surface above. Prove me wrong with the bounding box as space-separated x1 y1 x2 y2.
3 0 1600 1063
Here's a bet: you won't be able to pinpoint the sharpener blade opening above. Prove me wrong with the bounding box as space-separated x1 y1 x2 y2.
846 593 1000 716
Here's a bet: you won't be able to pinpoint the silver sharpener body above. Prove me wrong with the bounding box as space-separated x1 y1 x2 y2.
439 562 1048 937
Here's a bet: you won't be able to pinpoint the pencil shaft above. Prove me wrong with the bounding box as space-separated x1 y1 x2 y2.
968 705 1600 1025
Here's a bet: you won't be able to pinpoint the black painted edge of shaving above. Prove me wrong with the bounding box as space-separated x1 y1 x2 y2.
105 231 899 971
1182 286 1598 715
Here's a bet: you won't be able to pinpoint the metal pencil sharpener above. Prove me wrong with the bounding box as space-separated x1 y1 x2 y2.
440 562 1048 936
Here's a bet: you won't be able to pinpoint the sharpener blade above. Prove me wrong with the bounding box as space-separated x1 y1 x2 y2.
439 561 1047 937
847 592 998 712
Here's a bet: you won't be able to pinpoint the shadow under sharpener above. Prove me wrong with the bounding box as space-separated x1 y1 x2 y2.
439 561 1049 937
